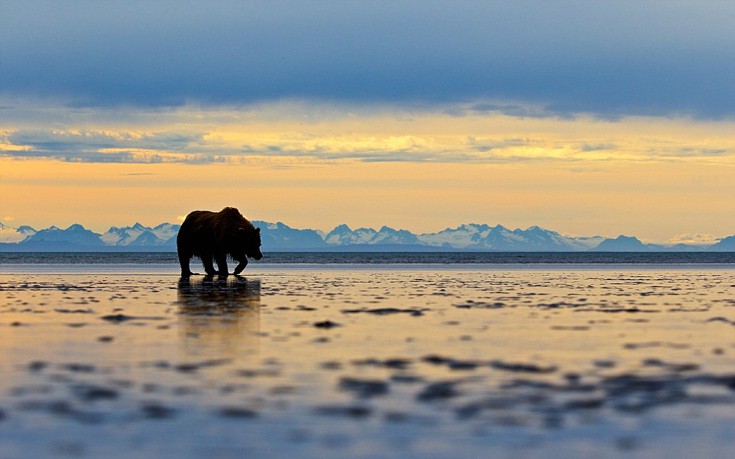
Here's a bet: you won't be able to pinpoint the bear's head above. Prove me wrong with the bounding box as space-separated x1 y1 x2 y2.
234 227 263 261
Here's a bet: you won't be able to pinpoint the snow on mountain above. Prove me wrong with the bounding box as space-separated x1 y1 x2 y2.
2 219 732 252
512 226 584 251
327 223 653 251
253 221 325 250
101 223 147 246
464 225 519 250
152 223 180 242
101 223 180 246
128 231 164 247
17 226 37 238
324 224 376 245
566 235 606 250
468 225 602 251
0 222 36 243
324 225 420 246
418 223 491 248
24 224 103 246
371 226 421 245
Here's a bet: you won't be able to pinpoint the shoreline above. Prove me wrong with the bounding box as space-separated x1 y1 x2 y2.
2 262 735 274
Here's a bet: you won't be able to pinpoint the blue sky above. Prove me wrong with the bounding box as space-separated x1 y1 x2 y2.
3 0 735 118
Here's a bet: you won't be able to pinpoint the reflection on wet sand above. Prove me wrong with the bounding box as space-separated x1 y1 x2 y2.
176 276 261 357
2 269 735 458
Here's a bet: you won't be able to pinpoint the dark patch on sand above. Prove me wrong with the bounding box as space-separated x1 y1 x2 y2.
141 402 177 419
100 314 166 323
341 307 427 317
338 377 390 398
422 354 479 371
417 380 462 401
313 405 372 418
61 363 97 373
707 316 735 325
489 360 558 374
71 384 119 402
454 299 507 309
217 407 259 419
352 358 412 370
174 359 231 373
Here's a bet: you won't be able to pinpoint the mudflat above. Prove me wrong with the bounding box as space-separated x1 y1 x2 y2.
1 268 734 458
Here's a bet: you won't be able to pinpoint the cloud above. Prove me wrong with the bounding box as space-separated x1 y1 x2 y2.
1 129 225 164
459 103 576 120
2 1 735 119
666 233 720 245
7 129 207 152
3 111 735 166
2 127 542 164
580 144 618 153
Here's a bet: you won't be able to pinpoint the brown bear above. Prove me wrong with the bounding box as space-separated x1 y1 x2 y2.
177 207 263 277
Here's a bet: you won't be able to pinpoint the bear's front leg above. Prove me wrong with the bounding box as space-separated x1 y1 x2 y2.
201 254 218 276
233 258 248 275
215 254 229 276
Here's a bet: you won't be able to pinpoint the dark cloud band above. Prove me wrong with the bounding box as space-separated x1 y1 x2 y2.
2 1 734 119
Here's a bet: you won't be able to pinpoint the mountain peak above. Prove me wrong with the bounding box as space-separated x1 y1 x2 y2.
464 223 491 231
593 235 648 252
616 235 639 240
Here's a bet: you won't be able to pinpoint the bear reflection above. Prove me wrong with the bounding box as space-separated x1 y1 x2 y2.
177 276 261 357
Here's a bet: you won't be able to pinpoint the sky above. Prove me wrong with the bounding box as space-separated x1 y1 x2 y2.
1 0 735 243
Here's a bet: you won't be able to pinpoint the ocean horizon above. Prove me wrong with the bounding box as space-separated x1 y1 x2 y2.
2 251 735 266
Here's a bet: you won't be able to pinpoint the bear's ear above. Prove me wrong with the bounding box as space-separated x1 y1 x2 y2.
256 227 261 233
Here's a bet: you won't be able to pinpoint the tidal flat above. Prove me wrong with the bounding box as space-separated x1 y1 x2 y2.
1 268 734 458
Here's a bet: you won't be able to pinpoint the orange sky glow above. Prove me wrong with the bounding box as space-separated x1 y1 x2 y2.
2 105 734 243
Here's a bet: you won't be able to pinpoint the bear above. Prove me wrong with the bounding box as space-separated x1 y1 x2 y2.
177 207 263 277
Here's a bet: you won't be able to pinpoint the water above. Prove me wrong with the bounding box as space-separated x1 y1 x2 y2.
2 268 735 458
1 251 734 265
2 253 734 457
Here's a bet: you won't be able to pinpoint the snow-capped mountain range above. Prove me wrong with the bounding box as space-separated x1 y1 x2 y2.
0 221 733 252
100 223 180 247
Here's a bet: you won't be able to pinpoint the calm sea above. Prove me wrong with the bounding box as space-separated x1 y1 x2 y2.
1 251 734 266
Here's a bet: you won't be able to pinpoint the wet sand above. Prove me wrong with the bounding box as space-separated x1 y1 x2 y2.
1 268 734 458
